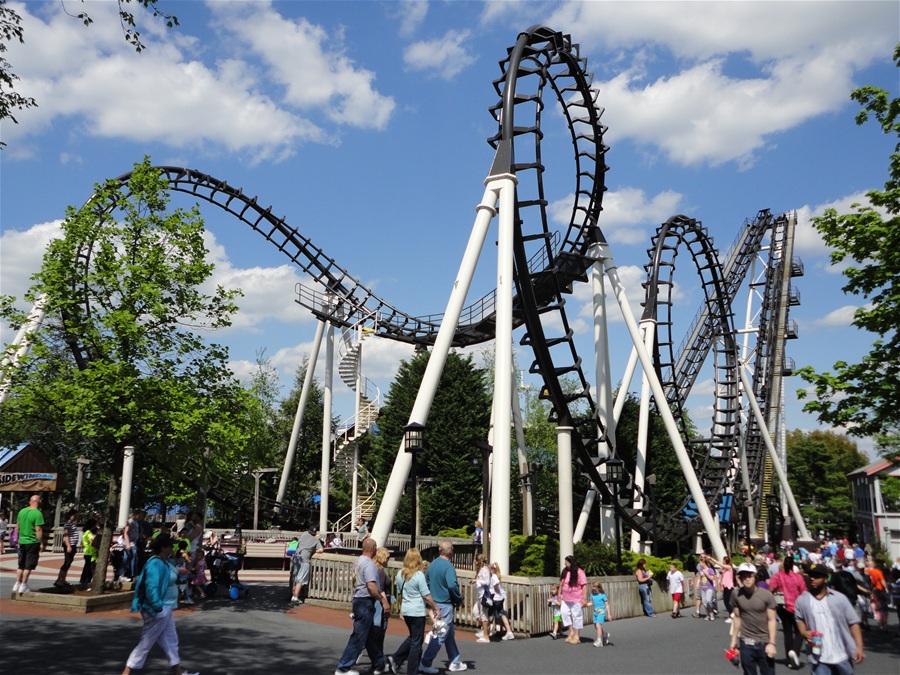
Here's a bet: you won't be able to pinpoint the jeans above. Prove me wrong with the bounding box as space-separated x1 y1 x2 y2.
810 660 854 675
421 602 461 667
393 615 427 675
638 583 656 617
126 607 181 669
58 547 76 581
336 597 378 673
121 545 137 580
739 641 775 675
776 606 802 656
80 556 96 585
723 587 734 614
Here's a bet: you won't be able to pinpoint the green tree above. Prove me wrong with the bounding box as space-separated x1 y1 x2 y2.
798 45 900 452
0 157 244 592
368 351 491 535
785 429 868 536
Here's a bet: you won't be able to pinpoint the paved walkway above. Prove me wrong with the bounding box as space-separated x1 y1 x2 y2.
2 552 898 674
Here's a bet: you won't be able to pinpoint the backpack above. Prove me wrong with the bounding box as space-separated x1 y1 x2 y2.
830 570 858 604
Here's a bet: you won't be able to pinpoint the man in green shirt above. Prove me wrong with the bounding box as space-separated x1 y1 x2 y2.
14 494 45 594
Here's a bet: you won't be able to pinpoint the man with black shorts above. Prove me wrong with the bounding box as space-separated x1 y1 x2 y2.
14 494 44 594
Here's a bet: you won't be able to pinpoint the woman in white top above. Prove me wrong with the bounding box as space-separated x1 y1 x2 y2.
470 554 492 642
490 562 516 640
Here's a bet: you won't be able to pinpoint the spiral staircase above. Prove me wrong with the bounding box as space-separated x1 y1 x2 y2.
330 324 381 535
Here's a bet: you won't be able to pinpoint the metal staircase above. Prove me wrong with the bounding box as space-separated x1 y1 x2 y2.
330 324 381 534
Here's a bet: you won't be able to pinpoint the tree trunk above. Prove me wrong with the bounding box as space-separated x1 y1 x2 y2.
89 473 118 594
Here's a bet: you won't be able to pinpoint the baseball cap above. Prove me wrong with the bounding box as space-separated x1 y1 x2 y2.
807 563 829 578
737 562 757 575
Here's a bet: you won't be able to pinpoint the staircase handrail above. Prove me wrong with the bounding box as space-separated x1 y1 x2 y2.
330 464 378 534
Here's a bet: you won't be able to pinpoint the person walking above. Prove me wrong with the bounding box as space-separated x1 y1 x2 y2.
290 525 324 604
697 560 719 621
13 494 44 595
590 581 612 647
335 538 389 675
388 547 439 675
721 555 736 622
728 561 778 675
356 517 370 545
795 563 865 674
122 534 199 675
419 540 467 673
488 562 515 640
470 554 492 642
769 555 809 669
635 558 657 618
559 555 590 644
666 563 686 618
367 547 391 675
55 508 79 587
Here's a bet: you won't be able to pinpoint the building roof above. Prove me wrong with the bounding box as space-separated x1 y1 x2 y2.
0 443 31 470
847 457 900 479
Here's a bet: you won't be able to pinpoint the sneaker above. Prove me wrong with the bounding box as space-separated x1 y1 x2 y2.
475 630 484 639
724 617 732 624
290 596 300 604
593 638 602 647
476 637 490 643
418 667 439 675
18 584 30 594
334 670 360 675
788 650 800 669
501 632 515 640
54 580 67 588
603 631 610 646
549 631 558 639
449 663 468 672
386 656 398 674
12 582 21 594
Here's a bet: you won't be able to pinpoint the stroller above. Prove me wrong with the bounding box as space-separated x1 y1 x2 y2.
204 545 244 598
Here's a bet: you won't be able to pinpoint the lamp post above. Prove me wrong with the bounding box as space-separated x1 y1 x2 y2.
605 457 625 573
74 456 92 511
404 422 425 549
519 461 544 535
646 473 657 557
252 468 279 531
473 440 492 561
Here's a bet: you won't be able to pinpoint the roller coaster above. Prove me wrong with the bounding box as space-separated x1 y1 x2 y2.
3 26 807 562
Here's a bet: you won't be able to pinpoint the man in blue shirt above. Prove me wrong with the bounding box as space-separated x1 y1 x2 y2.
420 541 467 673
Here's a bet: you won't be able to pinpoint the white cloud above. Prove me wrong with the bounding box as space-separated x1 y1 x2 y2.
404 30 476 80
794 192 876 257
0 221 62 306
4 1 395 158
396 0 429 37
209 2 396 130
812 304 869 328
533 1 898 167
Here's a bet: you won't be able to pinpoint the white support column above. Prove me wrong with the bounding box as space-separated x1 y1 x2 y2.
489 174 517 574
558 426 575 568
351 327 363 525
318 323 335 535
630 321 655 552
511 368 532 535
0 293 48 404
738 366 810 541
599 243 728 562
277 319 326 509
118 445 135 528
370 177 502 546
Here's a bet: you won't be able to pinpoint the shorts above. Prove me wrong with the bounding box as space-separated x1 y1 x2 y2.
553 612 562 622
18 542 40 570
672 592 683 604
593 612 606 624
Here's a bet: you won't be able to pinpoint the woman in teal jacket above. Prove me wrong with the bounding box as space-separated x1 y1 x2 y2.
122 534 198 675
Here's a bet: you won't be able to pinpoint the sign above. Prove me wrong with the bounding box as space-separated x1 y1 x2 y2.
0 472 58 492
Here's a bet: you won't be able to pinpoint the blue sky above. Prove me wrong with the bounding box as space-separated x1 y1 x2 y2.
1 1 897 457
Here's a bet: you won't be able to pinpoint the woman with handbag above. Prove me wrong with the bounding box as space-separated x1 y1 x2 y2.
122 534 198 675
635 558 657 618
387 548 439 675
769 555 809 669
470 554 492 642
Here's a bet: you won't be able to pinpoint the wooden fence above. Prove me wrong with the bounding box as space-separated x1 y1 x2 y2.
305 552 691 637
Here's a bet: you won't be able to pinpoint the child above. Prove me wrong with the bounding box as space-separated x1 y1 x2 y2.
548 583 563 639
591 582 611 647
174 539 193 605
666 563 685 618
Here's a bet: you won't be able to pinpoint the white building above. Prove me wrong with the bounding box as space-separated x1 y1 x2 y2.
848 458 900 560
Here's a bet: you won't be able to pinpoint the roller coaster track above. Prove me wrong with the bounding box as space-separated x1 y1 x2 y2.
53 25 795 543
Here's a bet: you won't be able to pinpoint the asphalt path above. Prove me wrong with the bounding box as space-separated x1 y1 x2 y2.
1 552 897 675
